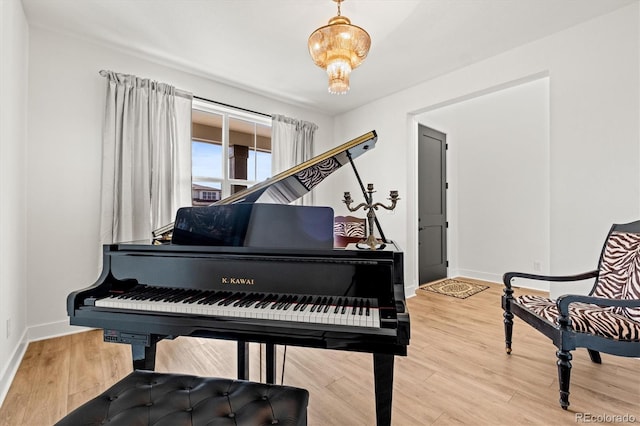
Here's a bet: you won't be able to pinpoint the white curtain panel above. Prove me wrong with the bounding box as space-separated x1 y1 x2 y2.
271 114 318 205
99 70 192 244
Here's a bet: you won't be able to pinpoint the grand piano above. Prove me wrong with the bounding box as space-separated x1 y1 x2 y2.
67 130 410 426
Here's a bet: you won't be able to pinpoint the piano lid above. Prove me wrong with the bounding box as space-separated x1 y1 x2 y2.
153 130 377 238
217 130 377 205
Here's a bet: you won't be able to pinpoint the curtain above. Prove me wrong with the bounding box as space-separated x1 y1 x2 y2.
99 70 192 244
271 114 318 205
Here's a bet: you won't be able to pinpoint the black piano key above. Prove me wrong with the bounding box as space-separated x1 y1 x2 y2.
179 289 202 302
259 294 278 309
165 289 190 302
334 298 342 314
311 296 323 312
255 294 268 308
234 292 255 307
359 299 364 316
323 297 333 313
273 294 289 310
148 288 174 301
248 293 266 307
283 296 297 310
217 292 234 306
319 296 326 311
277 295 290 310
300 296 312 312
222 292 244 306
240 293 263 308
185 291 211 304
198 291 224 305
204 291 231 305
366 299 371 316
293 295 307 311
160 289 178 302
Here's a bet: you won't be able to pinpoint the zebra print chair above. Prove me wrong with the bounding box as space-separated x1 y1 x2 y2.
333 215 366 247
502 220 640 410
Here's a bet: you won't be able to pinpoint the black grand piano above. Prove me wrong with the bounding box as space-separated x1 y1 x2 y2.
67 130 410 426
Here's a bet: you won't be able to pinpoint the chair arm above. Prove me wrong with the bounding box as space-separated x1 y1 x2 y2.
556 294 640 317
503 270 598 289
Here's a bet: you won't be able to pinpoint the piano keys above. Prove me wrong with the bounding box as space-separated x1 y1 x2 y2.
67 130 410 426
92 287 382 328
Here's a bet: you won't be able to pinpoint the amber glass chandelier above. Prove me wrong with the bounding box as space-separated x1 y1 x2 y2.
308 0 371 94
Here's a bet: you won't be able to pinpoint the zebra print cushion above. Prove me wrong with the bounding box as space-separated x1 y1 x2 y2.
593 231 640 322
333 221 366 238
515 294 640 341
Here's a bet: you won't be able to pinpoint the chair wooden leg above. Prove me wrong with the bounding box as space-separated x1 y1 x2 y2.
503 310 513 354
502 289 514 354
556 349 572 410
587 349 602 364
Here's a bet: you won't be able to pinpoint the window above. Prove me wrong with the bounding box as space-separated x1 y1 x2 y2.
191 99 272 206
201 191 218 201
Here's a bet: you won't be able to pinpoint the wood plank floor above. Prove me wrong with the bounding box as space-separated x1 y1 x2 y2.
1 280 638 425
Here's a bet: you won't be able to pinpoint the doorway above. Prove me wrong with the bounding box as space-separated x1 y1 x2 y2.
418 124 447 284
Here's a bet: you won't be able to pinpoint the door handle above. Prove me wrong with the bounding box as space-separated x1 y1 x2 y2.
418 227 425 231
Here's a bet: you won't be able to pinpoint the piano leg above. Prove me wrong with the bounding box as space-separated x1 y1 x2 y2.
237 342 277 383
131 343 157 370
237 341 250 380
265 343 276 384
373 353 394 426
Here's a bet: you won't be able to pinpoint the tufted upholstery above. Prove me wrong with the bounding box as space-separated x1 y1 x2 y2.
55 370 309 426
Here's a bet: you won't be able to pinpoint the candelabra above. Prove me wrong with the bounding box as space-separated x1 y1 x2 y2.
343 183 399 250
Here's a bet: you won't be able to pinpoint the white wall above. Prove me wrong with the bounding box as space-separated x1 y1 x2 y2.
0 0 29 403
322 4 639 297
24 26 334 338
3 2 638 398
417 77 550 289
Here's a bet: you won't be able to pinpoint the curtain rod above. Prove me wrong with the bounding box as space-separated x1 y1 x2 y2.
194 95 272 118
99 70 192 100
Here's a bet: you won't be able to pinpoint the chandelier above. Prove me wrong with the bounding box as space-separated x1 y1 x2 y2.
308 0 371 94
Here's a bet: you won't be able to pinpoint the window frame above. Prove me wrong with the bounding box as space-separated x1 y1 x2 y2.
192 98 272 202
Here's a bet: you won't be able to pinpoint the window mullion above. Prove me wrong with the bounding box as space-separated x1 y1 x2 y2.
221 113 230 199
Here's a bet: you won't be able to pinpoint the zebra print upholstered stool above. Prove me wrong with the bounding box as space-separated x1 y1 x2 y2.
502 220 640 409
55 370 309 426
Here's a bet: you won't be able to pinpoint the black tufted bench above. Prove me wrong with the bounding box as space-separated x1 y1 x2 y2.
55 370 309 426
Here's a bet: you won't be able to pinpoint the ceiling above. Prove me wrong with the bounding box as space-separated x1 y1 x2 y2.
22 0 637 116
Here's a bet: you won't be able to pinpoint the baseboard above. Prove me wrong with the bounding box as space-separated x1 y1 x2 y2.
454 269 502 284
26 320 88 343
454 269 550 292
0 329 27 408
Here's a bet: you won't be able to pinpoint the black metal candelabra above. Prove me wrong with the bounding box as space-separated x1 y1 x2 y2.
343 183 399 250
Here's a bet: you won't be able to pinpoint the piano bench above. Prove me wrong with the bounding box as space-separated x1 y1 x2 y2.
55 370 309 426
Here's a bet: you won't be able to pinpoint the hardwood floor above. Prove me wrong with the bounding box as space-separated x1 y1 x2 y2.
1 281 638 425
